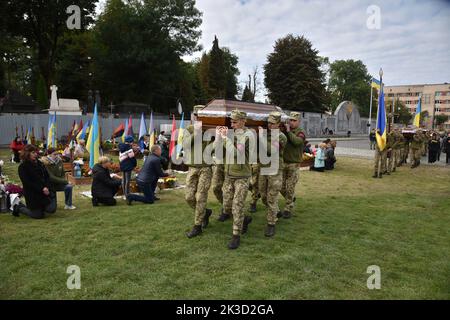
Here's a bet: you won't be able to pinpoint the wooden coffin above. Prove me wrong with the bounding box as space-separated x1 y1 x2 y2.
197 99 288 129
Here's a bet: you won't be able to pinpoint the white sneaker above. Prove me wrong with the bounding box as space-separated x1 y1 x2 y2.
64 205 77 210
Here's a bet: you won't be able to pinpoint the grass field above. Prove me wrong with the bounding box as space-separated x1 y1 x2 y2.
0 149 449 299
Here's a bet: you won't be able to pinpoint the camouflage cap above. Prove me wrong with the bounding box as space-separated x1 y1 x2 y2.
289 111 301 121
230 109 247 120
268 111 282 124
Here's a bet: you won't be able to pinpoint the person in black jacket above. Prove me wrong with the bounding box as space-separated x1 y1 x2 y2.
126 145 169 205
15 144 56 219
118 135 137 197
91 156 122 206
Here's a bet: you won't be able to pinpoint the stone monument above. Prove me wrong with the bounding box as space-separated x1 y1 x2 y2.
48 85 82 116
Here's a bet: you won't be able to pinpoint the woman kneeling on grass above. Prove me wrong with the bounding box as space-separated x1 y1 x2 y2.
91 156 122 206
15 144 56 219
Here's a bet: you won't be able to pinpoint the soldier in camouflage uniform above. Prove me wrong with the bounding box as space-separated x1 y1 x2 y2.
373 129 387 178
258 112 287 237
387 129 401 173
249 163 260 213
184 106 214 238
396 129 406 167
280 112 305 218
212 163 225 218
410 131 422 168
216 109 254 249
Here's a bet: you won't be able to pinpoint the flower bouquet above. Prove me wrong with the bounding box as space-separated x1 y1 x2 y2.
157 176 178 189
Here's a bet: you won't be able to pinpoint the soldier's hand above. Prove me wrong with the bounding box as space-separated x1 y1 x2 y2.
221 127 228 138
285 123 291 132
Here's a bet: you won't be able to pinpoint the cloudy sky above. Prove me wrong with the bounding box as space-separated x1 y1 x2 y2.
185 0 450 100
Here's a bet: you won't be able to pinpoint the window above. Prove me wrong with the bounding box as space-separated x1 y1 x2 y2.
435 107 441 112
424 94 431 104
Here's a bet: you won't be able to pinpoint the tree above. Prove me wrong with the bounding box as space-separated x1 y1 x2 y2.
264 34 328 112
0 0 97 92
36 73 49 109
435 114 448 129
389 99 412 125
241 85 253 102
91 0 203 112
208 36 226 98
328 59 373 117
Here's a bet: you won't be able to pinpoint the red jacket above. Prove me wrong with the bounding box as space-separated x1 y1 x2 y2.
10 141 25 152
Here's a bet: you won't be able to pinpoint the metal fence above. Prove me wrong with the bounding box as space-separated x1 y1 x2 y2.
0 113 181 146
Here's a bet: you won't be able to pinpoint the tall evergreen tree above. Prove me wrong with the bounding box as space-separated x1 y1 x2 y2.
264 34 328 112
208 36 226 98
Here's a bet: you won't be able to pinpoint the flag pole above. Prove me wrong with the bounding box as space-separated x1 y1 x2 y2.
368 85 373 135
377 68 383 178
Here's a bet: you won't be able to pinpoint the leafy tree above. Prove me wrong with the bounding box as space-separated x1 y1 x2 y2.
328 59 373 117
91 0 203 112
264 34 328 112
36 73 49 109
434 114 448 129
0 0 97 92
389 99 412 125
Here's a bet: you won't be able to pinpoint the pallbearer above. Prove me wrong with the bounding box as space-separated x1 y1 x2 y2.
258 112 287 237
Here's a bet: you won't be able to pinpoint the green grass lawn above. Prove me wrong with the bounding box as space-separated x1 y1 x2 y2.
0 149 449 299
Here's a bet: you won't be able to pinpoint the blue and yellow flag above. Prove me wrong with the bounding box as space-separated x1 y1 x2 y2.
86 104 100 168
371 78 381 90
375 85 387 151
149 112 155 148
47 112 57 148
176 112 185 159
413 96 422 127
76 120 90 142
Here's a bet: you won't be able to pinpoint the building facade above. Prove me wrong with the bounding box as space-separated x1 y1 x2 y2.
384 83 450 129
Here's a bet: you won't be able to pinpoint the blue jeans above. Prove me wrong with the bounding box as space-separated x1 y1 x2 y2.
126 179 157 204
64 184 73 206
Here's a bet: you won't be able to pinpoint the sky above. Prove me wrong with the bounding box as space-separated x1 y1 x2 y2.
184 0 450 101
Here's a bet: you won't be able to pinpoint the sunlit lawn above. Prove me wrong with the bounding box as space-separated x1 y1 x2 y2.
0 149 449 299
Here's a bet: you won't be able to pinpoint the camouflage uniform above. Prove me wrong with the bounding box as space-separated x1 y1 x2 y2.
249 163 260 207
218 110 254 237
387 131 400 172
212 164 224 204
280 112 305 214
184 106 213 228
410 132 422 168
373 136 387 177
258 112 287 226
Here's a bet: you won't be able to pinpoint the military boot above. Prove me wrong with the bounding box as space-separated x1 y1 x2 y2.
277 211 283 218
264 224 275 237
217 210 231 222
282 211 292 219
228 235 241 250
249 202 257 213
242 216 253 234
372 173 378 178
186 225 202 238
202 209 213 228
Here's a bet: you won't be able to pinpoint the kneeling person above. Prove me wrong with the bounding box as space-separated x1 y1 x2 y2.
91 156 122 206
126 145 168 205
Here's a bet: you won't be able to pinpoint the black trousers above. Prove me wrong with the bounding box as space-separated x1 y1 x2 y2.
92 197 117 206
18 197 57 219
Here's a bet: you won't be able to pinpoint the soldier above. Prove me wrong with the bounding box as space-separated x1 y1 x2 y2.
213 163 226 219
373 129 387 178
396 129 406 167
387 129 400 173
216 109 254 249
410 131 422 168
249 163 260 213
258 112 287 237
280 112 305 218
184 105 214 238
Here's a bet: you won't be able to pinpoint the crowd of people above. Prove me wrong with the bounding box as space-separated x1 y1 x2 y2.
372 128 450 178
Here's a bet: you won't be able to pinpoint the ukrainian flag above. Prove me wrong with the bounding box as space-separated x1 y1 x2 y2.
375 85 387 151
371 77 381 90
86 104 100 168
149 112 155 148
413 96 422 127
76 120 90 142
47 112 57 148
176 112 185 158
